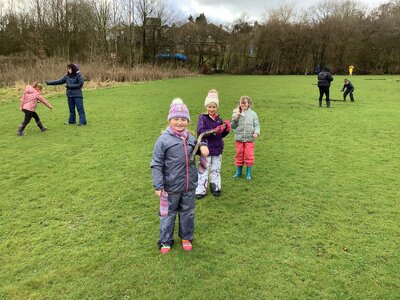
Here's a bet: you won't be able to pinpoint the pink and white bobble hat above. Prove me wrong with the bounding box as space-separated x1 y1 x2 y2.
167 98 190 121
204 89 219 107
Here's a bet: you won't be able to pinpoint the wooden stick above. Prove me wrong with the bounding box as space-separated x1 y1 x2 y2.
190 129 216 162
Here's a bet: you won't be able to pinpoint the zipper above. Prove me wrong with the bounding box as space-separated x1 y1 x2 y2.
182 138 189 192
243 112 247 140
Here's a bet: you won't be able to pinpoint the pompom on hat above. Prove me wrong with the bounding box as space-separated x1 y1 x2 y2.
171 98 183 105
204 89 219 107
168 98 190 121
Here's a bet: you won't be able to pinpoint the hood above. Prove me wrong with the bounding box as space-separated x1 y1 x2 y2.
24 85 37 94
322 65 330 72
67 63 79 75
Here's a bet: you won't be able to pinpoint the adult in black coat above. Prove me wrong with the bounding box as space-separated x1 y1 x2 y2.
317 66 334 108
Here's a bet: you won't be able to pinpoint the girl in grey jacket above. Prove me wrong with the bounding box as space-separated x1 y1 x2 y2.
231 96 260 180
151 98 208 254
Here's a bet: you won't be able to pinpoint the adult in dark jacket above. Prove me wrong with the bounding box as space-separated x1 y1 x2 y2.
317 65 334 108
341 79 355 102
46 63 87 125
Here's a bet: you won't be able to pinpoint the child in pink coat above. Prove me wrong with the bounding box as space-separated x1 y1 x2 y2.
18 82 53 136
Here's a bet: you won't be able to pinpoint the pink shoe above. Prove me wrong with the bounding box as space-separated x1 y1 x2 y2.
160 244 171 254
182 240 192 251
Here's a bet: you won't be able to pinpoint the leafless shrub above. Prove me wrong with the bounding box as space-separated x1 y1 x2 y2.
0 56 198 88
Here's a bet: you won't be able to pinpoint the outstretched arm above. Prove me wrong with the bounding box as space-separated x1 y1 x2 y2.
46 75 67 86
37 94 53 110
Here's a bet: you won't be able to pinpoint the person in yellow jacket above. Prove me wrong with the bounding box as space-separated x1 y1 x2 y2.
348 65 355 76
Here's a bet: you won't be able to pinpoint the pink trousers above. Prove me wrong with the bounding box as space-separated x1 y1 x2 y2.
235 141 255 167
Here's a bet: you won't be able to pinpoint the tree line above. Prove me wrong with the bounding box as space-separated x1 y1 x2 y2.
1 0 400 75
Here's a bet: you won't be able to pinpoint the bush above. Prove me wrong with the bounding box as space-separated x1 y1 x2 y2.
0 55 198 88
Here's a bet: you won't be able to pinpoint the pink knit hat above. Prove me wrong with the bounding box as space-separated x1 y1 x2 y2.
168 98 190 121
204 89 219 107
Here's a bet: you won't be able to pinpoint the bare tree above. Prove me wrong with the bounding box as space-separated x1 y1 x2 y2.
2 0 400 75
366 1 400 73
227 13 255 73
90 0 112 60
133 0 175 63
175 13 228 71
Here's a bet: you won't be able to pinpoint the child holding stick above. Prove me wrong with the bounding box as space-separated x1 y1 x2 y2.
151 98 208 254
195 89 230 199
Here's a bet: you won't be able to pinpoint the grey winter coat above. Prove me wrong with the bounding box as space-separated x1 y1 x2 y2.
231 108 260 142
151 128 198 193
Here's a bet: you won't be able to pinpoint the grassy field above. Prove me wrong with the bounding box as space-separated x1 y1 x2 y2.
1 75 399 299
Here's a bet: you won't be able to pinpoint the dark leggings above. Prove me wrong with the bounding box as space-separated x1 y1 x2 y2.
344 90 354 101
318 86 330 107
19 109 42 131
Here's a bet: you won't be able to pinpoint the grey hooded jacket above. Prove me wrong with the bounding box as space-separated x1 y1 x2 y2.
151 128 198 193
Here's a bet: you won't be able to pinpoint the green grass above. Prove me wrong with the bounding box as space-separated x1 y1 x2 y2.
1 75 399 299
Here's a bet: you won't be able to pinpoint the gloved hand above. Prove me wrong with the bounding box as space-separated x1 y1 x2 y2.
214 124 225 134
341 89 344 92
223 120 231 132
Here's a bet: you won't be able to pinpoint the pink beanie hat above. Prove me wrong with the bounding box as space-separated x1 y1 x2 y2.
168 98 190 121
204 89 219 107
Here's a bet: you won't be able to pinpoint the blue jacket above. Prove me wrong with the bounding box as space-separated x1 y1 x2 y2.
342 81 354 92
151 128 198 193
47 73 84 98
197 113 229 156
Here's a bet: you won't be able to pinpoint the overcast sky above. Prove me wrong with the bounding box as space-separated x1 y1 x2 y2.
170 0 389 24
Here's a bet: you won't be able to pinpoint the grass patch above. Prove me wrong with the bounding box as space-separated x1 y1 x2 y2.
1 75 399 298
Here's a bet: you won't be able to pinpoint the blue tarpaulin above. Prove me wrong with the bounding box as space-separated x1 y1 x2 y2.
156 53 188 62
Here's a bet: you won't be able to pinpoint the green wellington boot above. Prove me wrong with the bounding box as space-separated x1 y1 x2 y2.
233 166 243 178
246 166 252 180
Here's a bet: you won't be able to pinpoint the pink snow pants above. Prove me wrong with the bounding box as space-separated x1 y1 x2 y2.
235 141 255 167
